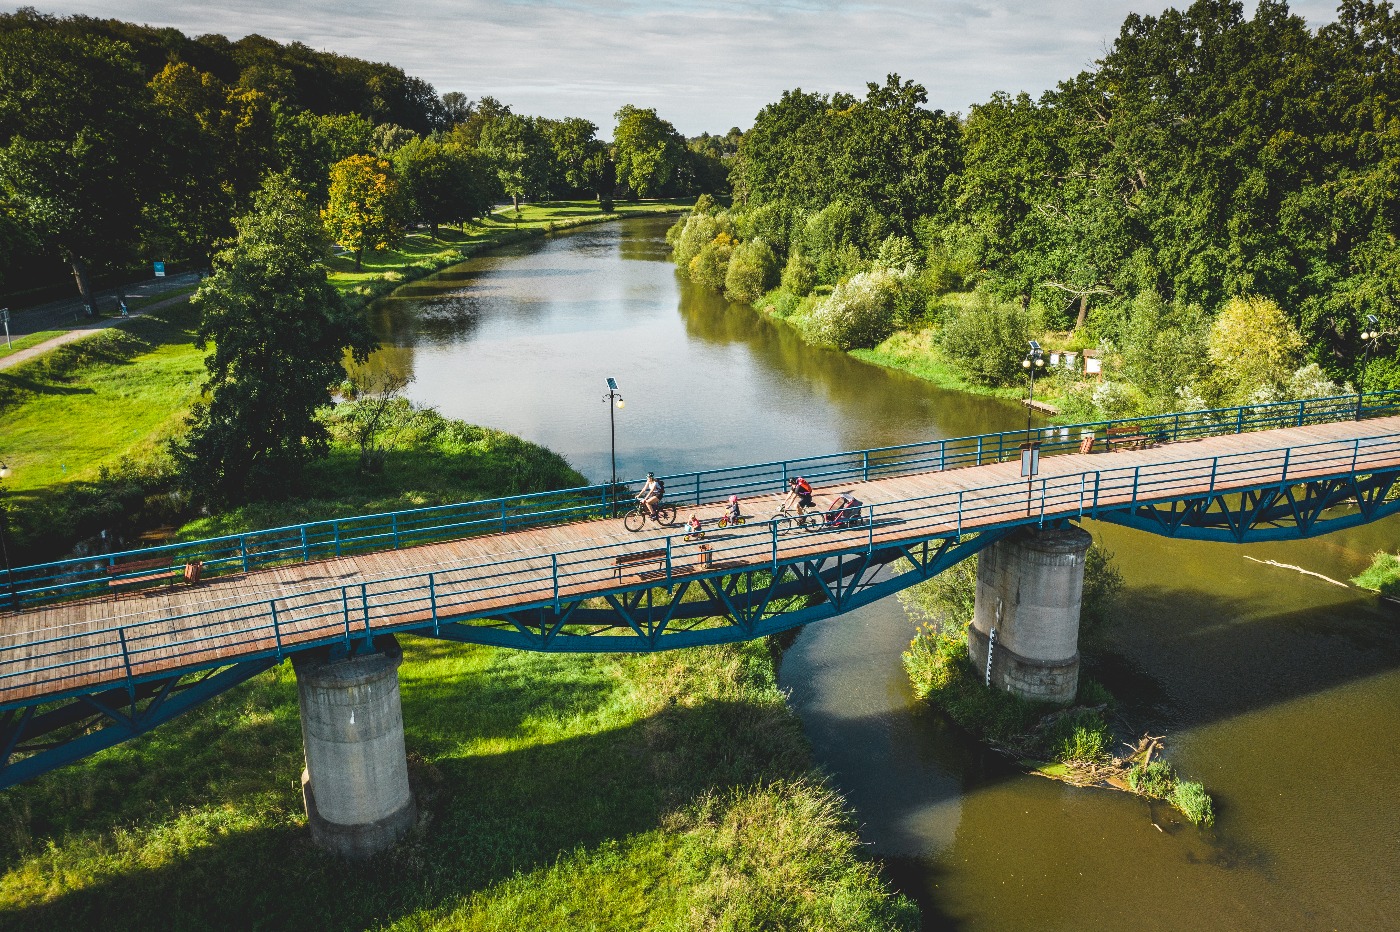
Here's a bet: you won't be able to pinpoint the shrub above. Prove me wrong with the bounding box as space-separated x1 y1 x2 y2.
689 235 733 292
725 239 780 303
805 267 908 350
1118 291 1211 405
780 250 817 296
1170 780 1215 826
670 211 735 277
875 233 921 271
1207 295 1305 403
1352 551 1400 595
798 201 873 285
937 292 1031 386
736 201 792 256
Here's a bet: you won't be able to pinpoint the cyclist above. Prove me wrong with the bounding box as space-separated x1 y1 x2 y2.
724 494 742 525
785 476 815 523
686 513 704 539
638 472 665 518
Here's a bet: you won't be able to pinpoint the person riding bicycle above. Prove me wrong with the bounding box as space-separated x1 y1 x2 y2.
724 494 741 524
686 513 704 539
785 476 815 523
638 472 665 518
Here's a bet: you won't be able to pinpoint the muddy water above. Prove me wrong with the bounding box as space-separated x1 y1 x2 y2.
374 215 1400 930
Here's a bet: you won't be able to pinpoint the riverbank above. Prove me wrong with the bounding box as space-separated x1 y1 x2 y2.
0 634 916 930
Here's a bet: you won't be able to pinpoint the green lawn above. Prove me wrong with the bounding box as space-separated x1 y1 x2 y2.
0 303 203 493
0 637 917 932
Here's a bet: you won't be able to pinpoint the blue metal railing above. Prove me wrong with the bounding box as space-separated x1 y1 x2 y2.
6 427 1400 711
5 389 1400 612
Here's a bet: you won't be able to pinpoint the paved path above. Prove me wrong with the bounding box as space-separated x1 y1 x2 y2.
5 415 1400 707
0 289 196 371
4 272 200 336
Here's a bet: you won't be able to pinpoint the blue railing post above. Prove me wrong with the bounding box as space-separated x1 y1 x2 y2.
695 473 702 505
863 451 870 480
867 504 875 553
1092 472 1101 517
1131 467 1140 505
361 583 373 648
976 436 983 466
428 573 439 635
1352 437 1360 472
665 537 673 584
939 440 946 471
1039 478 1047 525
240 536 250 573
1236 407 1245 433
1208 457 1219 494
392 513 401 548
771 521 779 575
333 520 342 557
1297 400 1305 427
301 527 309 563
551 554 559 612
956 490 963 538
271 602 283 658
1173 413 1181 441
1280 448 1291 485
341 587 352 647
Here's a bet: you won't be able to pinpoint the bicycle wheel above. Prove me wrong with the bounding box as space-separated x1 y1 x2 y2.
717 515 730 529
655 505 677 525
622 509 646 532
772 515 795 535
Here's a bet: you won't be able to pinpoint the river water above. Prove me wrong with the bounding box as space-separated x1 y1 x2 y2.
373 216 1400 930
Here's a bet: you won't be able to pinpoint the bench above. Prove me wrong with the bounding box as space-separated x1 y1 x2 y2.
106 557 175 594
1104 426 1158 452
614 548 666 579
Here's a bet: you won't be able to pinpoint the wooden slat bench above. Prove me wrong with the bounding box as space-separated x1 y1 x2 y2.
1105 425 1159 451
107 557 175 595
614 549 666 579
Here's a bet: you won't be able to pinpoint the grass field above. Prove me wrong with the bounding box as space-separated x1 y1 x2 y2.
0 331 65 361
0 637 917 931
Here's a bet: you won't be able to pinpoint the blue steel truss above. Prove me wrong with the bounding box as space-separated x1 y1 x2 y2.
6 425 1400 788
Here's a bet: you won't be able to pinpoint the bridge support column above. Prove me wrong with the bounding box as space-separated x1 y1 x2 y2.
968 525 1092 705
292 636 416 859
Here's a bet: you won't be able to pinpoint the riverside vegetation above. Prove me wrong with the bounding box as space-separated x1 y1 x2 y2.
898 548 1216 828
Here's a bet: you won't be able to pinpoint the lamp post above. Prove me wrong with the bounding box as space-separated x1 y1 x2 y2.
603 378 624 514
0 461 11 577
1021 340 1046 443
1357 315 1380 421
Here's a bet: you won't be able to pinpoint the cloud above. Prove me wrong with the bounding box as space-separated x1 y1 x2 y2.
46 0 1344 134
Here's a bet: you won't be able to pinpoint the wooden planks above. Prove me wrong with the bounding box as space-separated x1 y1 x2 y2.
5 415 1400 706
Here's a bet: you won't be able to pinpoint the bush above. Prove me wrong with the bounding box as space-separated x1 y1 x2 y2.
780 250 817 296
1118 291 1211 405
689 235 733 292
875 233 921 271
1170 780 1215 826
736 201 793 256
670 211 736 276
798 201 873 285
937 292 1031 386
725 239 780 303
1352 551 1400 594
805 267 908 350
902 624 1044 744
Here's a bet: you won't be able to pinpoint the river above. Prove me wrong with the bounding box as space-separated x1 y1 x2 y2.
372 216 1400 930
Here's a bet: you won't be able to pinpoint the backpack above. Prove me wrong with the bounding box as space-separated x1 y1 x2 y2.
654 479 665 496
795 478 811 496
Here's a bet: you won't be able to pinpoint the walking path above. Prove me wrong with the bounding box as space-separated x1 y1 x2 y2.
0 288 196 371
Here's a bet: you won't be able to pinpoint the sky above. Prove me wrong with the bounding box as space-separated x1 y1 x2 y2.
47 0 1343 136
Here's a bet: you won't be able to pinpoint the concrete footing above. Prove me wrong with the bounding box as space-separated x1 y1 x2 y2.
968 525 1092 705
293 636 416 859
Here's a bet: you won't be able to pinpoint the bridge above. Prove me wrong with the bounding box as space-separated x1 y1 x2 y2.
5 392 1400 856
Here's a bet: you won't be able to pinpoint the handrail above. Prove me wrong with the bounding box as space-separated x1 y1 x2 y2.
5 427 1399 708
6 389 1400 612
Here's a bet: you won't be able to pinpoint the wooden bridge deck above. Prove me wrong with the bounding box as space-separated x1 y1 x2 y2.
6 415 1400 706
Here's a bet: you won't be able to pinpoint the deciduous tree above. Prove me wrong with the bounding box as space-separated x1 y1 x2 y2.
322 154 407 270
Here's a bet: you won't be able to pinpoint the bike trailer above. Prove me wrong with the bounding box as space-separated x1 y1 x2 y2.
823 494 863 527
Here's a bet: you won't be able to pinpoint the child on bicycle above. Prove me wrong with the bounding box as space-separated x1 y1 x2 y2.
686 513 704 539
724 494 741 525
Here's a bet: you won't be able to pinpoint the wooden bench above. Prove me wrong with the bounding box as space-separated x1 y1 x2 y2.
107 557 175 594
614 549 666 579
1104 426 1158 451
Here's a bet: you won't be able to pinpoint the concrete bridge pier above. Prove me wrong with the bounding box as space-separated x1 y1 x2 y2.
968 525 1093 705
292 635 416 859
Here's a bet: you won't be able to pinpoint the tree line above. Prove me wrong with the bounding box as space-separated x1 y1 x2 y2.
674 0 1400 401
0 10 728 305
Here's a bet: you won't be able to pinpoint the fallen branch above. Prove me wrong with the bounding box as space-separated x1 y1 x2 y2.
1243 556 1350 588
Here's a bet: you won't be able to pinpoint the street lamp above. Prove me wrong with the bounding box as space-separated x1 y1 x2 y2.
603 378 624 514
1021 340 1046 443
1357 315 1381 421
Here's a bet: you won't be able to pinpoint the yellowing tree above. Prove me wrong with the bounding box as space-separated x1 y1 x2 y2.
1207 295 1304 402
322 154 406 270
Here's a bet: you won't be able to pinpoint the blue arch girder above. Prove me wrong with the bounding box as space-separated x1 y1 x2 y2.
7 461 1400 789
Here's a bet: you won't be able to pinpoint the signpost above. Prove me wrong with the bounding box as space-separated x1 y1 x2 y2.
1020 440 1040 515
153 261 166 278
0 308 8 348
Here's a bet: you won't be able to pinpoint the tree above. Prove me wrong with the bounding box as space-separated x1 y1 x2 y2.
1206 294 1305 402
0 27 150 306
322 154 407 270
479 113 556 209
440 91 473 127
612 105 689 199
393 137 499 234
178 174 375 504
540 116 607 196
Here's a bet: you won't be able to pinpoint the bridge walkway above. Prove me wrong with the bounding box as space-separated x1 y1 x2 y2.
6 415 1400 708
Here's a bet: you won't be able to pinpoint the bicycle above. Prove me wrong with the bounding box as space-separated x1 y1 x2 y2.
622 498 677 532
716 512 747 529
769 502 820 535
